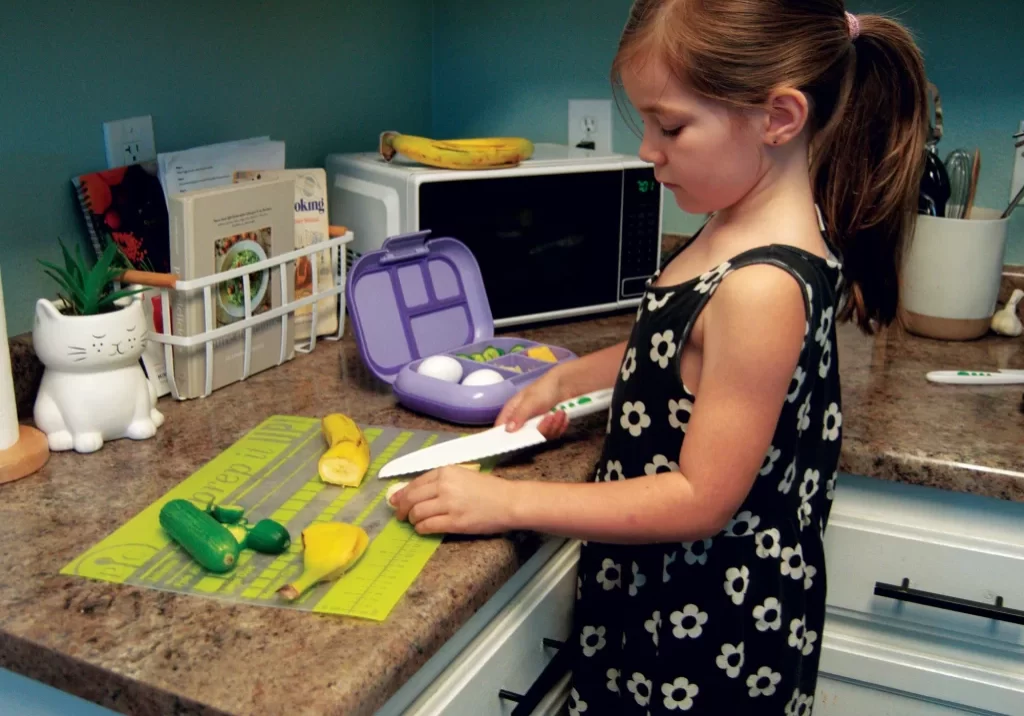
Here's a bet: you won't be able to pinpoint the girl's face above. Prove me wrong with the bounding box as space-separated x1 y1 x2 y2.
622 53 767 215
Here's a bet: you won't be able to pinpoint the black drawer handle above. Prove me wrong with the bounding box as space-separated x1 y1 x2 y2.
874 578 1024 626
498 639 570 715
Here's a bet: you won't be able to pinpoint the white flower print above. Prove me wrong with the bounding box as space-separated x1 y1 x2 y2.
695 261 732 294
800 469 820 501
644 610 662 647
682 539 712 566
788 616 818 655
630 561 646 596
815 306 834 346
650 331 677 369
724 510 761 537
568 687 588 715
723 566 750 605
661 676 699 711
822 402 842 441
804 562 818 592
747 666 782 698
663 551 677 582
647 291 674 311
670 604 708 639
786 689 815 716
805 283 814 306
760 446 781 476
819 339 833 378
596 558 622 590
668 398 692 433
787 366 806 404
780 544 805 580
798 501 813 530
627 672 653 707
797 393 812 434
580 626 607 657
826 471 837 501
755 528 781 559
715 641 745 678
645 454 680 475
779 459 797 495
620 401 652 437
753 597 783 632
606 668 621 694
605 459 624 482
620 347 638 382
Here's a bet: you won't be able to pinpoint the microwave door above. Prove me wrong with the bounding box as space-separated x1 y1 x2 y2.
418 172 623 322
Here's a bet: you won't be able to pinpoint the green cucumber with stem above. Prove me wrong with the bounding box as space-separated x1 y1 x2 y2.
159 500 240 574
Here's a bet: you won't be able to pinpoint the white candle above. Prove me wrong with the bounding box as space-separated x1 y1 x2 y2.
0 268 19 451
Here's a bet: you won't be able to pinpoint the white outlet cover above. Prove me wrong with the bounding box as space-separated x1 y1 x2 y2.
103 115 156 168
569 99 613 153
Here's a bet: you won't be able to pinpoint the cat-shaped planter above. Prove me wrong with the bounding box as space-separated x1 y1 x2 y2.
33 295 164 453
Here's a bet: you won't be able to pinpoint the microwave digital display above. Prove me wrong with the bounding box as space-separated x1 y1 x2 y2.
419 167 659 322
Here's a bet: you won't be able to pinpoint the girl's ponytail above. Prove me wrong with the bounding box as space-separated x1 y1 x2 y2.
811 15 929 332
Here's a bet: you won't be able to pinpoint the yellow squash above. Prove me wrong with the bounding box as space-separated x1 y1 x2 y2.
318 413 371 487
276 522 370 601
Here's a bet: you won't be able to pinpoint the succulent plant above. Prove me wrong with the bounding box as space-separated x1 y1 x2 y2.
39 239 144 316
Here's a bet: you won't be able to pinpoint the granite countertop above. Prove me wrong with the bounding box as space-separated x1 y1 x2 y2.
1 313 1023 716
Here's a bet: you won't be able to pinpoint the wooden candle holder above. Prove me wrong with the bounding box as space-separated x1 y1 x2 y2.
0 425 49 484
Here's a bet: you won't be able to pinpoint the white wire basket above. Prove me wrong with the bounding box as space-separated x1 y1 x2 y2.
148 231 354 400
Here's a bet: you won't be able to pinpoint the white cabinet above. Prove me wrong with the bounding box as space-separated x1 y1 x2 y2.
384 473 1024 716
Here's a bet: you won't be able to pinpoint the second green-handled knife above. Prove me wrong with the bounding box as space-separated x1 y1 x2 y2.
376 388 614 479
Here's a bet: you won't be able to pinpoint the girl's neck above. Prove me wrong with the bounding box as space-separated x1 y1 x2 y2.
709 137 825 257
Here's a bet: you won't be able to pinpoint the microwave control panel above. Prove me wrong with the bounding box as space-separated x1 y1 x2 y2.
620 167 662 299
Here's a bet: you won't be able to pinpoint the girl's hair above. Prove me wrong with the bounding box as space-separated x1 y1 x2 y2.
613 0 928 332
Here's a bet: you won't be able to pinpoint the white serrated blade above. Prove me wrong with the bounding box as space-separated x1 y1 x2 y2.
377 423 547 479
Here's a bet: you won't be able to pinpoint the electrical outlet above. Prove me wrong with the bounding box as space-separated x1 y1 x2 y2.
569 99 613 153
103 115 156 168
1012 120 1024 203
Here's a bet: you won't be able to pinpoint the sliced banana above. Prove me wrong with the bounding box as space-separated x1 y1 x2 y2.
386 481 409 509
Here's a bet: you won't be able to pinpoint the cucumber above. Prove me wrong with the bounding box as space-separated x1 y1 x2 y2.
245 519 291 554
470 352 486 362
510 344 526 353
481 346 501 360
226 524 249 544
208 503 246 524
159 499 240 574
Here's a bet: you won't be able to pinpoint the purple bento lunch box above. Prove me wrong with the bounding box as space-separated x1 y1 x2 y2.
346 230 577 425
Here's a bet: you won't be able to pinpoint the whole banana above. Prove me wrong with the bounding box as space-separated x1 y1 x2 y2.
380 131 534 170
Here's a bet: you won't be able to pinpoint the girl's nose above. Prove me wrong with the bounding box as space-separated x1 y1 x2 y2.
638 136 666 167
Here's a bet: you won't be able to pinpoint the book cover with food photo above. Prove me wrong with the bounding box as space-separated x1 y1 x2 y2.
168 177 296 399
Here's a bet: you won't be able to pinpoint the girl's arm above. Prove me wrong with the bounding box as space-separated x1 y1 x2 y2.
554 340 628 397
508 266 806 543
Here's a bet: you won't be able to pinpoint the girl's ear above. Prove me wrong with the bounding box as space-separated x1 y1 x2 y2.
763 87 810 147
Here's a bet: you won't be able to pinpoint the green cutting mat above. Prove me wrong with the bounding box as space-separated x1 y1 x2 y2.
61 416 465 621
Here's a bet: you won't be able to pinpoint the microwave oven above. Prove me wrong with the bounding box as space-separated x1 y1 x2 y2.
325 144 663 327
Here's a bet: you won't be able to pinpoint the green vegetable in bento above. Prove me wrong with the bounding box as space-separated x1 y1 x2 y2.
510 344 526 353
245 519 292 554
470 352 486 362
159 499 240 573
482 346 501 360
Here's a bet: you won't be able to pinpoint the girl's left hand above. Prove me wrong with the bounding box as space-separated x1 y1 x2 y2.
391 465 517 535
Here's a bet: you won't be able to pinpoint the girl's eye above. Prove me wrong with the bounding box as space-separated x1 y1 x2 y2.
661 126 683 137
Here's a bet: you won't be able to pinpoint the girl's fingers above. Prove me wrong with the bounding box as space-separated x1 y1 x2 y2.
408 498 446 526
412 515 449 535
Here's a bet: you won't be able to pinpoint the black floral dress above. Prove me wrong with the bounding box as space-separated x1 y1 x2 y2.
568 240 844 716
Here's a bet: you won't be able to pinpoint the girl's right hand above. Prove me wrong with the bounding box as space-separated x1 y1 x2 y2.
495 371 569 439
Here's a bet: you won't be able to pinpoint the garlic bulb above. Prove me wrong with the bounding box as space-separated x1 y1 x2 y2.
991 289 1024 337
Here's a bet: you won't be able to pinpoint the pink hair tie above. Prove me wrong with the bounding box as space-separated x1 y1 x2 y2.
846 11 861 41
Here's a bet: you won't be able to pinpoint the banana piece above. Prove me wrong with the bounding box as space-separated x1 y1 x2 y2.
276 522 370 601
319 413 371 487
380 131 534 170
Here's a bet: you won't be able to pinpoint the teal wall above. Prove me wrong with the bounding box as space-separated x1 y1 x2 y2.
0 0 433 336
433 0 1023 256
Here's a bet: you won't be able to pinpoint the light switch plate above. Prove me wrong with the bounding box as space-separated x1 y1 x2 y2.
568 99 613 153
103 115 156 168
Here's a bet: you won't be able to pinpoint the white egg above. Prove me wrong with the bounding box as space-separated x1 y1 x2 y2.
416 355 464 383
461 368 506 386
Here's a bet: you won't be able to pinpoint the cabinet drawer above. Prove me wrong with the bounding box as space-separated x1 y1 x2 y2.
824 474 1024 648
403 540 580 716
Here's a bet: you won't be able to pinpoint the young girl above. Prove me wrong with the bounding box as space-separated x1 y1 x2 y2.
392 1 927 712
